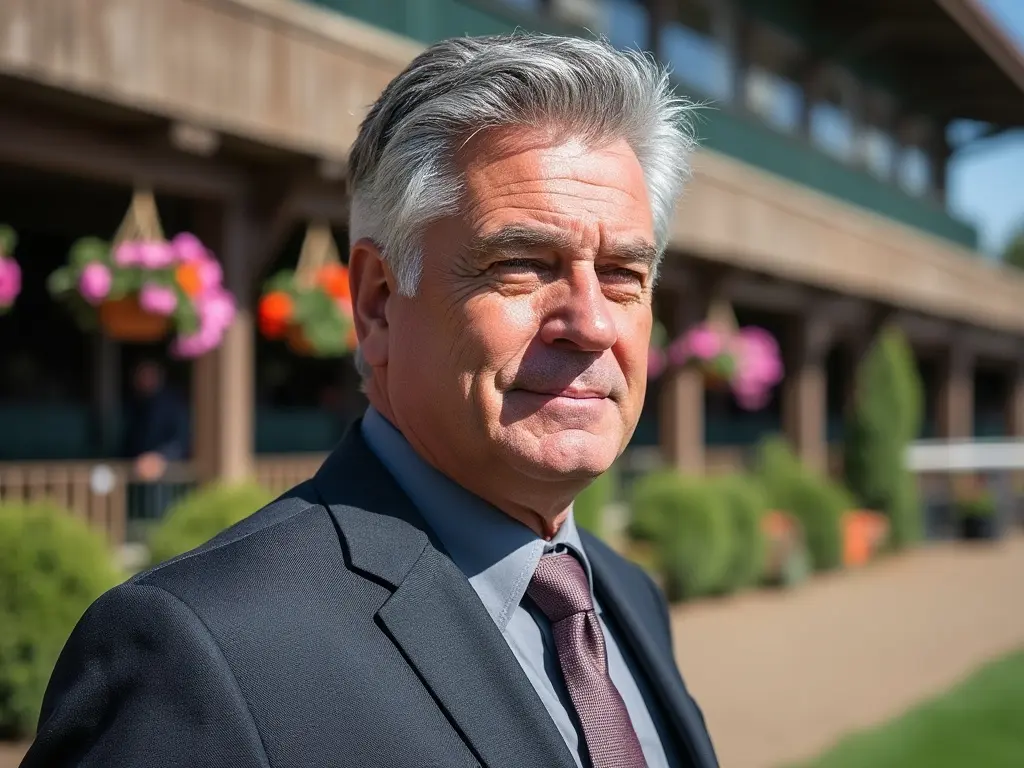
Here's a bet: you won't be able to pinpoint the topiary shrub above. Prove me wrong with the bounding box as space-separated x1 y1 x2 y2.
632 473 732 601
574 463 618 538
0 501 121 738
755 436 851 572
844 327 925 550
713 474 768 593
147 482 273 566
628 470 684 543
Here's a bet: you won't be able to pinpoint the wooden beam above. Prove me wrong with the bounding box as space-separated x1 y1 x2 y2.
0 110 246 200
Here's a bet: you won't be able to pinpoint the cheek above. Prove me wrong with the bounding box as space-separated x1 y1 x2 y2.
462 295 539 368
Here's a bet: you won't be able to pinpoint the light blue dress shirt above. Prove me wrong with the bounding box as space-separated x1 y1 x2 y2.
361 407 671 768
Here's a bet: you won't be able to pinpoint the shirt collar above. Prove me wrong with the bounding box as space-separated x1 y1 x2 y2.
360 406 597 631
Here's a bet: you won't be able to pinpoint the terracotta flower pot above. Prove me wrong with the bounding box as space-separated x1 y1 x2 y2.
98 296 171 342
285 323 314 356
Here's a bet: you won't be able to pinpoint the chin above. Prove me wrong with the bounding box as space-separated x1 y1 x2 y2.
507 428 621 481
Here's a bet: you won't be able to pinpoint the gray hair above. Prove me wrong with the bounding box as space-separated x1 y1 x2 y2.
348 33 698 379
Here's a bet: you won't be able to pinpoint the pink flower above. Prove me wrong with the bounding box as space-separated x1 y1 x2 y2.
138 284 178 316
197 257 223 293
113 242 141 267
138 241 176 269
78 263 112 305
684 325 724 360
0 257 21 307
199 288 236 332
170 232 209 263
170 289 235 358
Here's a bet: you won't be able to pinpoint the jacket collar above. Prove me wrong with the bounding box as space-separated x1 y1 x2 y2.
312 422 577 768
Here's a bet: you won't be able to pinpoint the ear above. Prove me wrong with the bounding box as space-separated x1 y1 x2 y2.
348 237 392 370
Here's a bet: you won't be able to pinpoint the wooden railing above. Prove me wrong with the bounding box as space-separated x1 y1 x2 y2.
254 454 326 495
0 460 131 544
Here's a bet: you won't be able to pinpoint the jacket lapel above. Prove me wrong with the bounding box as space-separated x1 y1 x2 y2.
584 534 720 768
313 425 576 768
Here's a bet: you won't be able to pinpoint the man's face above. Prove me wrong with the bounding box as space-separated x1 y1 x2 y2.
372 128 656 485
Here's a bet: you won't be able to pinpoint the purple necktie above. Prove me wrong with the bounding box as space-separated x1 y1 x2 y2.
528 552 647 768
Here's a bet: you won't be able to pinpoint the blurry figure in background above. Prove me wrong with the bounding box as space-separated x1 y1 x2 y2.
123 359 189 481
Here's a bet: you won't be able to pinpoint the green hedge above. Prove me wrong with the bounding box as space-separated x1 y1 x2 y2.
713 474 768 592
635 474 733 601
0 502 121 738
630 471 771 601
148 483 273 566
756 437 851 572
844 328 925 549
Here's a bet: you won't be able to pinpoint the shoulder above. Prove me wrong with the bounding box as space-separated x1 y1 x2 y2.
130 481 363 620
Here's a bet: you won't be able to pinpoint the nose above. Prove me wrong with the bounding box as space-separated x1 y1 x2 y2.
538 265 618 352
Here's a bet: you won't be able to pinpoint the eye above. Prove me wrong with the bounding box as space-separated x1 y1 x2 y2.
600 266 645 285
491 257 550 276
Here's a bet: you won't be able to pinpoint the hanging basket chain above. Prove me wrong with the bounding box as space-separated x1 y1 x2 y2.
113 189 166 247
295 221 341 290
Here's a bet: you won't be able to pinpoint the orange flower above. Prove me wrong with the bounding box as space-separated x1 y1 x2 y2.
258 291 294 339
317 264 351 301
175 262 204 297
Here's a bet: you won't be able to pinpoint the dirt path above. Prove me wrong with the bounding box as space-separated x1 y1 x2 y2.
672 535 1024 768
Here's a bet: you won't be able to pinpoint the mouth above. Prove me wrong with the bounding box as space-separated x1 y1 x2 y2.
514 387 610 400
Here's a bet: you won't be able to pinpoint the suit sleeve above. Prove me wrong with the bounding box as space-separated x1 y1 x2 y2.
21 582 270 768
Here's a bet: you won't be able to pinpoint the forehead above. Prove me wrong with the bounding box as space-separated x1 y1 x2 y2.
456 127 655 243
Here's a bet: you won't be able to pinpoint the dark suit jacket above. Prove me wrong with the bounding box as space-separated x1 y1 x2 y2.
23 426 718 768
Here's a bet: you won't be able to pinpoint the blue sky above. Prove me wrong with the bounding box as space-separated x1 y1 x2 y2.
949 0 1024 255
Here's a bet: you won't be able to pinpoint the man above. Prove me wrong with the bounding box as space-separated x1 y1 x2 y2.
123 359 190 481
23 34 718 768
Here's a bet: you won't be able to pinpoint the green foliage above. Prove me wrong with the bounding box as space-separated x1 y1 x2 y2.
1003 228 1024 271
628 470 684 542
713 474 768 592
262 269 354 358
844 327 925 550
642 476 733 601
0 224 16 255
574 464 617 537
0 502 121 738
955 491 997 519
755 437 850 572
148 483 273 566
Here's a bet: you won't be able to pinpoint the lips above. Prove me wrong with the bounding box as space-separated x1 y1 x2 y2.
517 387 609 399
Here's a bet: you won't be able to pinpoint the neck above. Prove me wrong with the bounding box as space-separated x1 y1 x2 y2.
365 393 577 540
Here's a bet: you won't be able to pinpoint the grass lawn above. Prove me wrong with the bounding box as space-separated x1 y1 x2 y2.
796 649 1024 768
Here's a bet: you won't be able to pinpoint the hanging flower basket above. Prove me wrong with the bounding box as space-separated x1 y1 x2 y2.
649 298 784 411
0 225 21 315
258 223 356 358
47 190 236 358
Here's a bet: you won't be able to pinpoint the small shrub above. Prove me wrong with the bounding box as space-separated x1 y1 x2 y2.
632 474 732 601
0 501 121 738
755 437 851 572
148 482 273 566
955 491 997 519
713 474 768 592
574 464 617 537
628 470 683 543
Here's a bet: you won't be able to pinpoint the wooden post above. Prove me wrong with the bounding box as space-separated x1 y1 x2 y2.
782 313 833 474
936 342 974 441
191 198 263 484
657 271 724 474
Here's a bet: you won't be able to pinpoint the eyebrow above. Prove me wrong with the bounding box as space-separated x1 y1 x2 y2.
466 224 659 267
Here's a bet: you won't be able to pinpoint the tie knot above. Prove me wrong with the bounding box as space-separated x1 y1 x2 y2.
527 552 594 623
